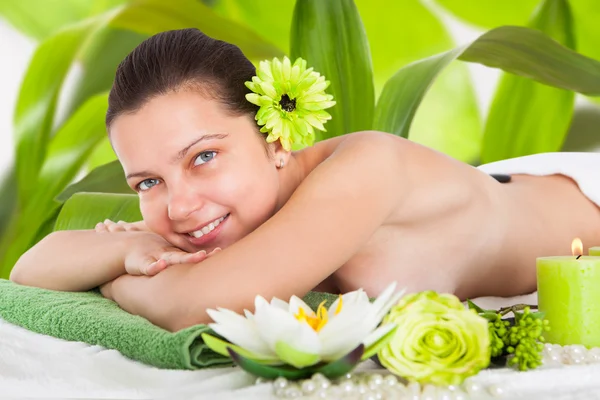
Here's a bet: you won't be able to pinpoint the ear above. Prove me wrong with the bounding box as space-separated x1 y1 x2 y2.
269 140 292 169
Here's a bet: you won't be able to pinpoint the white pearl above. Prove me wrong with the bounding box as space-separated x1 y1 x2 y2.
356 383 368 394
301 380 316 394
421 384 438 400
488 384 505 397
464 381 482 395
436 388 453 400
383 375 398 386
407 381 421 399
340 380 355 393
368 373 384 389
254 377 267 385
283 386 301 398
273 377 288 390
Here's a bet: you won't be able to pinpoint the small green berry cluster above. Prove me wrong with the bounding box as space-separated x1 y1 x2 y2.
468 301 550 371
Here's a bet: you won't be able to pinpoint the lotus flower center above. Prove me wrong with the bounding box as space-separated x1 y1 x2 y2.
279 94 296 112
294 296 343 332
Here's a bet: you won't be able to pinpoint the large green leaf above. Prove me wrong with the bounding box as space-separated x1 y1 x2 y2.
0 93 111 277
434 0 540 29
481 0 576 163
373 26 600 142
13 17 106 206
109 0 284 61
65 27 148 119
210 0 294 54
56 160 132 203
54 193 141 232
571 0 600 104
356 0 480 162
290 0 375 139
0 0 125 40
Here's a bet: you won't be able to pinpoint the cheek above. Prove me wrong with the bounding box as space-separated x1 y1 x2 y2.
139 197 168 234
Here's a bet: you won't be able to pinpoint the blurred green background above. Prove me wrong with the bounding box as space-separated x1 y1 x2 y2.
1 0 600 278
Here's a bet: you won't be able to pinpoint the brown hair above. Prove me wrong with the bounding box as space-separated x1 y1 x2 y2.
106 28 259 129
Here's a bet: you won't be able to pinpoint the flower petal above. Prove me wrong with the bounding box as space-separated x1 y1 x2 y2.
289 295 315 317
253 302 305 353
274 323 321 368
318 304 373 360
282 56 292 82
207 308 274 357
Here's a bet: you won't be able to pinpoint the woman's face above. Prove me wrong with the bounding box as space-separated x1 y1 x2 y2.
109 90 282 252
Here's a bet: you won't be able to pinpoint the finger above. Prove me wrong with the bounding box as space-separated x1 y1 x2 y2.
95 222 108 233
207 247 222 257
145 259 168 276
162 250 207 266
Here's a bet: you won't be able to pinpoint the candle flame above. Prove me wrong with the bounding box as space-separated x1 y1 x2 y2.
572 238 583 256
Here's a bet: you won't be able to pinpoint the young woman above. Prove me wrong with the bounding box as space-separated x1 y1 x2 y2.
10 28 600 332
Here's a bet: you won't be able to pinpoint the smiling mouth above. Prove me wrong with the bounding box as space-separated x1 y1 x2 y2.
187 213 230 238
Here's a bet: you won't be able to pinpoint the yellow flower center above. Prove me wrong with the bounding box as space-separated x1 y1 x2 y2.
295 295 343 332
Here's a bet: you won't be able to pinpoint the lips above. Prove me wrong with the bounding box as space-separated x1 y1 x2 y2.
184 213 229 247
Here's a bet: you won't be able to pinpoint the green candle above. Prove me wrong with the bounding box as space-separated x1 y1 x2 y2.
537 255 600 347
589 247 600 256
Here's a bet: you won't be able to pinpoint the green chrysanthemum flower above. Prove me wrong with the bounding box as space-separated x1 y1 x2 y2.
245 56 336 151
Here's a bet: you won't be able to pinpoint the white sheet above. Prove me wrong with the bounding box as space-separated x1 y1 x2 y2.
3 294 600 400
477 152 600 207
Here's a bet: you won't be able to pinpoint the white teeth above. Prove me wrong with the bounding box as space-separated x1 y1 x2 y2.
188 215 227 238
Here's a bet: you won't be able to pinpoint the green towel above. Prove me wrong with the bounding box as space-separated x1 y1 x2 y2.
0 279 338 370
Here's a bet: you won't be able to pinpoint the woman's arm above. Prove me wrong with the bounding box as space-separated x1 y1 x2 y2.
106 131 408 331
10 228 208 292
10 230 135 291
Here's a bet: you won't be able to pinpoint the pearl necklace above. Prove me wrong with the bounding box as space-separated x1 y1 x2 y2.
260 343 600 399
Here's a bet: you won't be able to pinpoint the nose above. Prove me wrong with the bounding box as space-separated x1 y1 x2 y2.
167 183 205 221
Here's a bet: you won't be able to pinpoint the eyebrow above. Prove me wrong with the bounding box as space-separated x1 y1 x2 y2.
125 133 229 180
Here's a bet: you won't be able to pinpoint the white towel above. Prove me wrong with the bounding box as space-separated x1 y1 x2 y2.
477 152 600 207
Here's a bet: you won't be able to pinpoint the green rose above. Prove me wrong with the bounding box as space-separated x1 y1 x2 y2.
378 291 490 386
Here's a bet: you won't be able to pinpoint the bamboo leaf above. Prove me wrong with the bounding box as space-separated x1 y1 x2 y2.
0 0 125 40
374 26 600 142
0 93 111 277
290 0 375 139
56 160 132 203
54 193 141 232
434 0 540 29
356 0 480 162
210 0 294 53
109 0 283 61
482 0 576 163
571 0 600 104
13 17 106 206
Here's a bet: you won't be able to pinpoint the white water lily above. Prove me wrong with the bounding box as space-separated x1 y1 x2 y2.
203 282 405 368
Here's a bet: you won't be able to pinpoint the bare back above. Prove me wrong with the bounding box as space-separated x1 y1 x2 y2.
301 134 600 301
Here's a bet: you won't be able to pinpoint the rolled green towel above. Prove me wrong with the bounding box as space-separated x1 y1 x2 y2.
0 279 338 370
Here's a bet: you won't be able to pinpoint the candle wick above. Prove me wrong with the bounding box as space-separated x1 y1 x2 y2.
576 254 582 260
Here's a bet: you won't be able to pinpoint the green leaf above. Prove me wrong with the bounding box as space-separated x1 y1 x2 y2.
434 0 540 29
571 0 600 104
0 0 126 40
109 0 284 61
362 325 397 360
0 93 111 277
55 160 132 203
210 0 294 54
13 17 105 206
356 0 480 162
228 344 363 380
65 27 148 118
466 299 486 314
481 0 576 163
373 26 600 144
312 344 364 379
85 137 119 171
290 0 375 140
54 193 141 232
275 340 320 369
201 333 281 364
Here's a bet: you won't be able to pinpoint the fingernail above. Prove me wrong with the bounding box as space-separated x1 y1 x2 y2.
214 247 222 252
197 250 207 255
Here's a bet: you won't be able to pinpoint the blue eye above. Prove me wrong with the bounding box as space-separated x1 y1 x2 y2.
194 151 217 166
138 178 160 191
